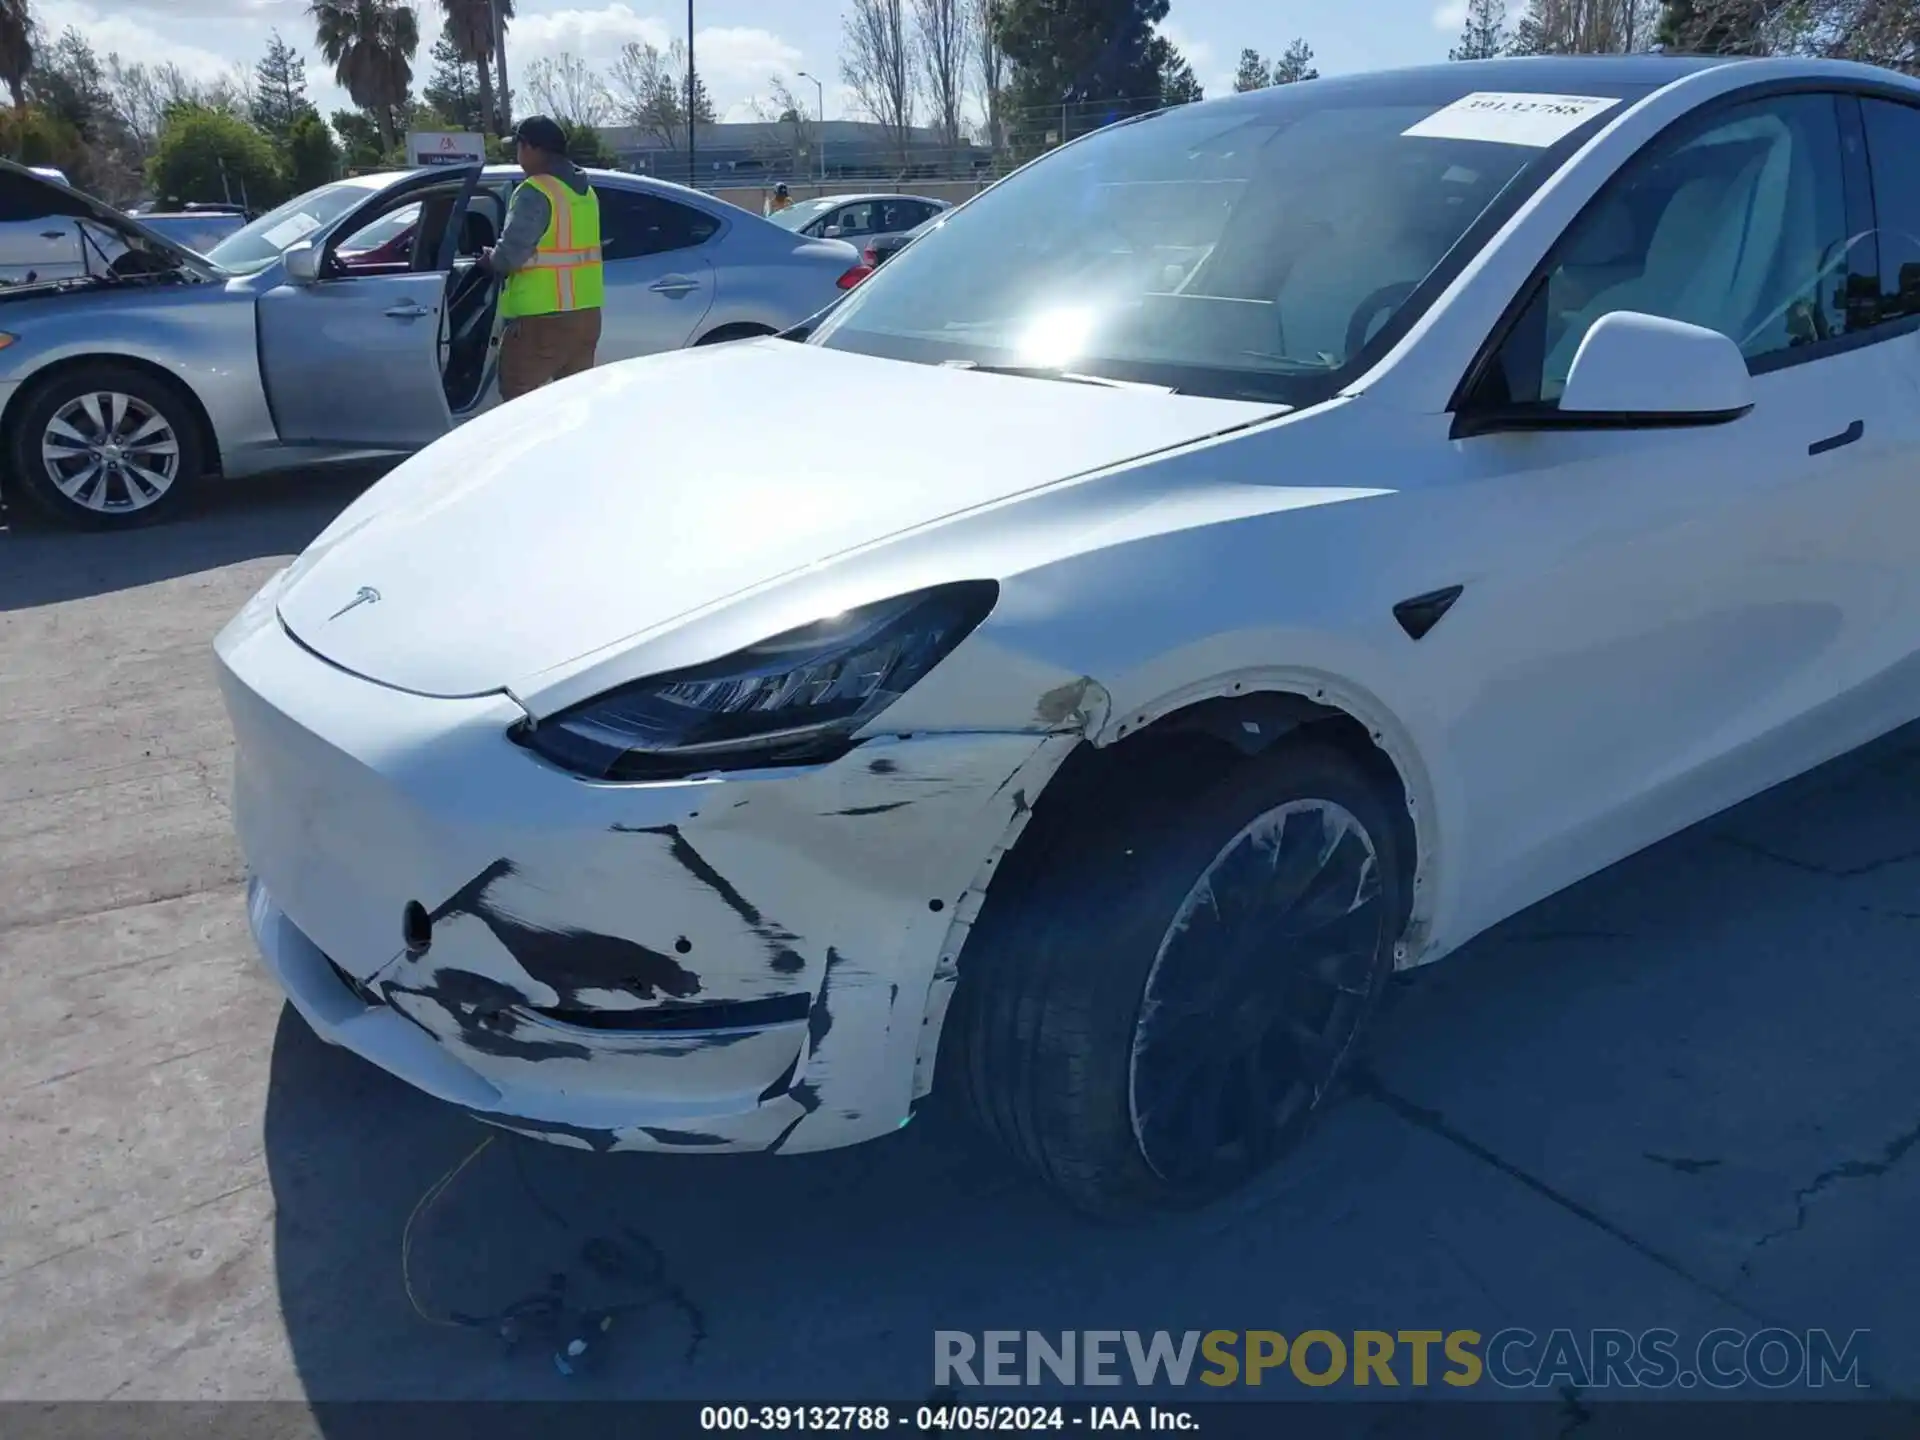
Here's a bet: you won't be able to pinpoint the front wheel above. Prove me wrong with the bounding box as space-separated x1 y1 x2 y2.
8 365 205 529
949 741 1407 1216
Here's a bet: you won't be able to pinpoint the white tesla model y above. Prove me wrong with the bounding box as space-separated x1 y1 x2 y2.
218 55 1920 1213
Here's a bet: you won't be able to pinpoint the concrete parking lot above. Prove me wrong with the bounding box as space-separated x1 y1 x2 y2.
2 472 1917 1411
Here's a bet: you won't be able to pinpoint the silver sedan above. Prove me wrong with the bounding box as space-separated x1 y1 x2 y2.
0 162 862 528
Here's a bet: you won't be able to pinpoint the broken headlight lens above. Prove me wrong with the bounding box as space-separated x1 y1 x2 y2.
519 580 999 780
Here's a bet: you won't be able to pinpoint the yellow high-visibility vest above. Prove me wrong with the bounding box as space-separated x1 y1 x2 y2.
499 173 604 319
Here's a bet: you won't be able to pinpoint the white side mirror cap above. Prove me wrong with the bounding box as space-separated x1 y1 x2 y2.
1561 310 1753 420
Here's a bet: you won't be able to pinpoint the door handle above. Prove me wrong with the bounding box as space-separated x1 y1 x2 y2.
648 277 698 295
1808 419 1864 456
384 303 432 319
39 230 65 240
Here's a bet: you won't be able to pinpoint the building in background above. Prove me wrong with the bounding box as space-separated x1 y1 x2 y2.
600 119 991 187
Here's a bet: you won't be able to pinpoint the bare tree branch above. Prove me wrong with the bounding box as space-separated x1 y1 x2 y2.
522 51 606 127
971 0 1004 151
606 38 710 152
842 0 917 171
913 0 970 151
1510 0 1663 52
102 55 167 149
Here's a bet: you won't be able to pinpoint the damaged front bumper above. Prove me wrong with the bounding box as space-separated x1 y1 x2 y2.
217 590 1074 1155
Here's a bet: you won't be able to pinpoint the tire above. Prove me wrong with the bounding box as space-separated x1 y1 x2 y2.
8 364 205 529
948 741 1407 1217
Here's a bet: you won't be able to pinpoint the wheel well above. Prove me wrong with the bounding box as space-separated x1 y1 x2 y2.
694 321 777 346
1009 692 1420 932
2 355 223 477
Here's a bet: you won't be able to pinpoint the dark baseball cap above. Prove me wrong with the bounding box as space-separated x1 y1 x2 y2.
513 115 568 155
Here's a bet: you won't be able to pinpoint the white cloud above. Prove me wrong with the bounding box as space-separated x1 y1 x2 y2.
38 0 237 79
1158 19 1235 101
41 0 820 128
508 2 675 60
40 0 361 115
689 25 804 97
507 8 804 119
1432 0 1470 31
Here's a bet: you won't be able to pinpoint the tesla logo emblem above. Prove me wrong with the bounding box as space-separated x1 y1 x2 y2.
328 586 381 620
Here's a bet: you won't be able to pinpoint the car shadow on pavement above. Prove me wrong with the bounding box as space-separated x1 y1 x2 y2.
0 466 384 612
264 723 1920 1406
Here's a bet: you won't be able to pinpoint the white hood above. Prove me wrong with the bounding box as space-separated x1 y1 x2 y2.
277 341 1280 698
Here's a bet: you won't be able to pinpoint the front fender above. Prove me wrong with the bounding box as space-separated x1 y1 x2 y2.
0 279 276 455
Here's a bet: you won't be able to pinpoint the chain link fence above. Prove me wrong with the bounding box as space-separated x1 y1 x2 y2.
620 93 1189 192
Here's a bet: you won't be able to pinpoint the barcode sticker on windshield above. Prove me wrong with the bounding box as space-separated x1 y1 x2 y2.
1402 92 1621 147
261 212 322 249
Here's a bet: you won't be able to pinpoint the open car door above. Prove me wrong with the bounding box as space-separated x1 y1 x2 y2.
257 165 486 448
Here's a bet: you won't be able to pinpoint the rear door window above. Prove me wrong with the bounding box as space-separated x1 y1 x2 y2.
598 187 721 260
1860 98 1920 327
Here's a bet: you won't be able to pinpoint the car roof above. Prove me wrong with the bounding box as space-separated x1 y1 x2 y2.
1203 53 1744 119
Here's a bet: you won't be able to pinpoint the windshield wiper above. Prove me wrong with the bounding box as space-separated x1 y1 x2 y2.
938 360 1175 392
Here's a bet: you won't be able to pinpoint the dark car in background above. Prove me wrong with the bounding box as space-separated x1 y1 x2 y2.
861 215 938 270
132 204 252 255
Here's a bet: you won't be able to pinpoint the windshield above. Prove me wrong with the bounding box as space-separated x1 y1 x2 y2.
767 198 836 231
206 181 381 274
812 75 1647 404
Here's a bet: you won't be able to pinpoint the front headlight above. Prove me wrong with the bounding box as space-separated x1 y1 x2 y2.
517 580 999 780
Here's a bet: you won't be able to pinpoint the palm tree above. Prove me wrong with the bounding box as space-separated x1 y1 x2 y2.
308 0 420 152
0 0 33 114
443 0 511 137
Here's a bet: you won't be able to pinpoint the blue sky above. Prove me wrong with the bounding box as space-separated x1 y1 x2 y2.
48 0 1467 124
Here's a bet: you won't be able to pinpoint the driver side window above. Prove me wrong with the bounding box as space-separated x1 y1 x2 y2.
1472 93 1861 408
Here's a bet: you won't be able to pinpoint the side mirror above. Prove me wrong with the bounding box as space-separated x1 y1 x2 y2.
823 225 842 239
1457 311 1753 438
284 239 322 284
1560 311 1753 421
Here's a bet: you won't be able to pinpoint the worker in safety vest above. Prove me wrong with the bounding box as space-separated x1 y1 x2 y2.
765 181 794 216
483 115 603 401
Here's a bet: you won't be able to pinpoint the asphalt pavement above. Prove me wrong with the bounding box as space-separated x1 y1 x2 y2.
2 471 1916 1414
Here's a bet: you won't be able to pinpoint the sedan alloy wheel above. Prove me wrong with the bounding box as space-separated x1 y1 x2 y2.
41 390 181 515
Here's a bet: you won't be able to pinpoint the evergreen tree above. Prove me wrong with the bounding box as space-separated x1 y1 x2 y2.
285 106 339 190
1270 37 1318 82
422 26 483 131
330 106 386 168
1655 0 1766 52
1449 0 1509 58
994 0 1173 139
1155 35 1201 103
251 29 310 143
1232 47 1269 91
28 27 110 140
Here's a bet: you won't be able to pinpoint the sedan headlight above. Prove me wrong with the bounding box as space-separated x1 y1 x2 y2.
518 581 999 780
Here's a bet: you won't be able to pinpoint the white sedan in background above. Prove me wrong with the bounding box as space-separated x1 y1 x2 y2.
220 53 1920 1214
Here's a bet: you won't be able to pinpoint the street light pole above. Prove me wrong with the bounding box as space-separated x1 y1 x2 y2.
687 0 697 186
796 70 825 183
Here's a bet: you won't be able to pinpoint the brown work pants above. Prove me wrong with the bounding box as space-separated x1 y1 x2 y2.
498 308 603 401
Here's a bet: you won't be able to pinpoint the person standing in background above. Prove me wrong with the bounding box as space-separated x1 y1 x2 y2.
765 181 794 216
483 115 604 401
